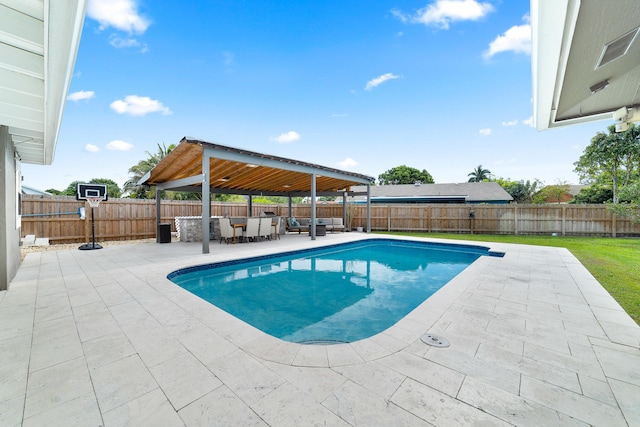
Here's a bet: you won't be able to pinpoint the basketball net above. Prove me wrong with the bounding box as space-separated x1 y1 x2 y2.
86 197 102 208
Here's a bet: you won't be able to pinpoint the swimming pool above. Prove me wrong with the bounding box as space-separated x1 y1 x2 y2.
169 239 502 344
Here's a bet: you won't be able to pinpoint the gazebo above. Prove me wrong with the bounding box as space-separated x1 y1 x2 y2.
139 137 375 253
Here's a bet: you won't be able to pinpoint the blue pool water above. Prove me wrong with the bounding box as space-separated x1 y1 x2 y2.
169 239 502 344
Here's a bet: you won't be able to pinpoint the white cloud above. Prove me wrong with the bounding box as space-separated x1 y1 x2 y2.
338 158 358 168
484 24 531 59
85 144 100 152
106 140 134 151
110 95 172 116
67 90 95 102
108 35 148 52
270 131 300 144
523 116 534 127
502 120 518 127
87 0 150 34
332 113 348 118
479 128 492 135
365 73 400 91
393 0 494 29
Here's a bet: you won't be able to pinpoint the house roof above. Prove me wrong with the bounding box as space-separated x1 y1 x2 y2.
21 185 51 196
351 182 513 203
568 184 589 196
532 0 640 130
0 0 87 165
140 137 375 195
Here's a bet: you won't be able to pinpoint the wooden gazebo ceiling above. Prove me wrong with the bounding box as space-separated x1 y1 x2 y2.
143 138 374 195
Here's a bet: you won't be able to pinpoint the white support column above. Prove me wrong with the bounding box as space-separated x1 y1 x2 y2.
366 184 371 233
342 191 348 228
310 174 317 240
201 152 210 254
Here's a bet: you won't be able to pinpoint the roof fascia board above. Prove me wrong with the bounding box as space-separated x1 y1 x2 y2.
156 174 205 190
161 185 350 198
201 144 373 185
532 0 580 130
137 171 151 187
43 0 87 164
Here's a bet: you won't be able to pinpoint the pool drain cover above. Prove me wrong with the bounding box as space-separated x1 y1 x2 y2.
420 334 450 348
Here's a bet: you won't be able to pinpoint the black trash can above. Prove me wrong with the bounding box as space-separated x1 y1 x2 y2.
158 223 171 243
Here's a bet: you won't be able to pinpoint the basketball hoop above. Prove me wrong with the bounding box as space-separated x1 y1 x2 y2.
86 197 102 208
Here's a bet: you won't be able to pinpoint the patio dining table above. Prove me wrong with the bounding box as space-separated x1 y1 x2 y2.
232 223 245 243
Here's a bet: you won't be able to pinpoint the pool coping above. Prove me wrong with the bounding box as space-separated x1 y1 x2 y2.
154 235 509 367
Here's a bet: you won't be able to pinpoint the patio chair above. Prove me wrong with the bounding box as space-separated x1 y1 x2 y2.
259 217 271 241
243 217 260 242
219 217 234 244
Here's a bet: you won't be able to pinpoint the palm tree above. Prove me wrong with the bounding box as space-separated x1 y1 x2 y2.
468 165 491 182
123 143 174 198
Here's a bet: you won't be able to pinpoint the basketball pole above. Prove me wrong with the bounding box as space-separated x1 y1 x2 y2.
79 201 102 250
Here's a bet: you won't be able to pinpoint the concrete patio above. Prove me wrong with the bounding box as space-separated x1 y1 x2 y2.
1 232 639 426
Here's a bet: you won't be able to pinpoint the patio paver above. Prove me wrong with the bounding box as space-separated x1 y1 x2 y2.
1 232 639 426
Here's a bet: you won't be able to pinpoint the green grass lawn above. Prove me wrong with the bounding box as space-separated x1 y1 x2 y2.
377 232 640 325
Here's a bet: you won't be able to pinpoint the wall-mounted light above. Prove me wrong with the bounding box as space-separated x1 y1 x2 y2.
589 79 609 94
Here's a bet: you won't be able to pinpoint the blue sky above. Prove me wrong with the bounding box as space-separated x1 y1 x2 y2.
23 0 608 192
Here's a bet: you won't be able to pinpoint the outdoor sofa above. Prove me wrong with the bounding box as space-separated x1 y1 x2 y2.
287 217 345 233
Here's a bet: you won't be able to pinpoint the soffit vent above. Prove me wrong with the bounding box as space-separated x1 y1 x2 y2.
596 27 640 69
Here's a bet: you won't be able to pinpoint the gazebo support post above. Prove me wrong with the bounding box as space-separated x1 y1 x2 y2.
342 191 347 231
366 184 371 233
201 152 210 254
310 173 317 240
248 195 253 217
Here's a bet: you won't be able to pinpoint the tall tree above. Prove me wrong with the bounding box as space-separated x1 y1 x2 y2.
123 142 175 198
468 165 491 182
378 165 434 185
608 182 640 223
494 177 541 203
574 124 640 203
538 181 571 204
570 185 613 204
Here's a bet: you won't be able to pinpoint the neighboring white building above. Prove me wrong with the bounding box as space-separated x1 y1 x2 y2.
0 1 87 289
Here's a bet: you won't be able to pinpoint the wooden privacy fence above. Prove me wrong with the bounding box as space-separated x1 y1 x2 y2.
21 195 640 244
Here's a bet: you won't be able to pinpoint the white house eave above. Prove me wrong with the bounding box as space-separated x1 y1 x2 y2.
43 0 87 164
0 0 87 165
532 0 581 130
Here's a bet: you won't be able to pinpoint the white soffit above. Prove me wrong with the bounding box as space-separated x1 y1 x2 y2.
0 0 87 164
532 0 640 130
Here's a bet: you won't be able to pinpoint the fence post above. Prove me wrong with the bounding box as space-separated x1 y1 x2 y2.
514 204 518 235
387 205 391 231
562 205 566 236
612 210 617 238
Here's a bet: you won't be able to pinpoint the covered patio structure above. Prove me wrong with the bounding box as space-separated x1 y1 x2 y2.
139 137 375 253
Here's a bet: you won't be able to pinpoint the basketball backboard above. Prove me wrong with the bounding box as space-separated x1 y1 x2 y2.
76 183 108 201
